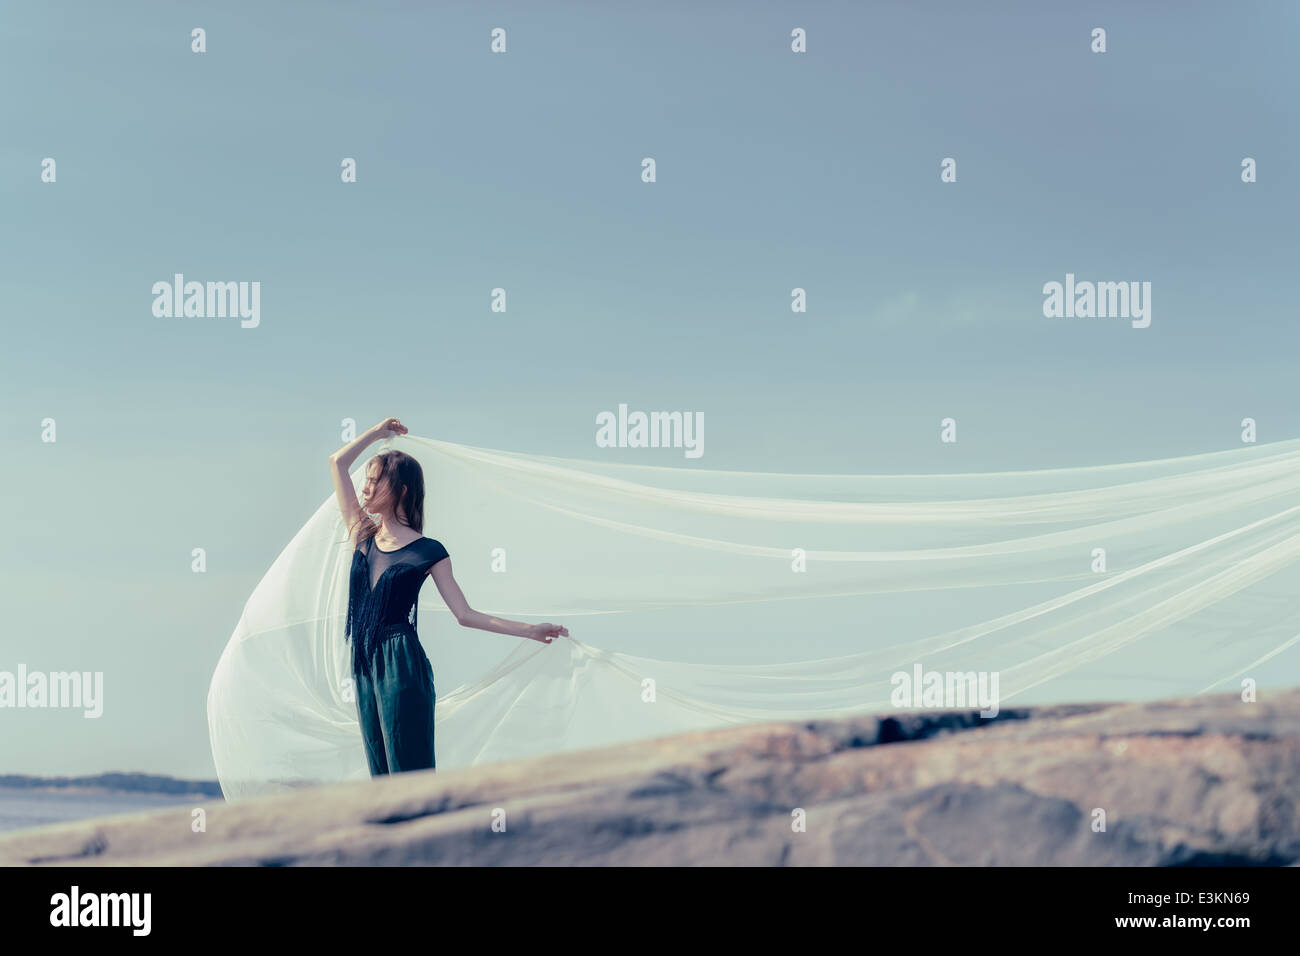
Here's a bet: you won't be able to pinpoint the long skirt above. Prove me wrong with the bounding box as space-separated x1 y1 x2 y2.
354 622 437 776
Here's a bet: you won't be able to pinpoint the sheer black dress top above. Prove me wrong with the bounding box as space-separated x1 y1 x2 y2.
345 533 450 673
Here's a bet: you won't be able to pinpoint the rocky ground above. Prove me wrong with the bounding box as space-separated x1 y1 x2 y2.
2 689 1297 866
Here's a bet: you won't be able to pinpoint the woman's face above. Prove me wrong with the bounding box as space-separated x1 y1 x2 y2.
360 464 385 511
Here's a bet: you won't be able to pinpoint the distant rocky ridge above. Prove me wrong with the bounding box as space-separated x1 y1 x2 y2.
1 690 1297 866
0 773 221 798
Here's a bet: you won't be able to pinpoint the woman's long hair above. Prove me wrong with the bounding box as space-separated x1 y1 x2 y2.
346 450 425 548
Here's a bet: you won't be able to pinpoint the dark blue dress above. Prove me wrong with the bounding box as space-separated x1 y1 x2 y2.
345 534 450 776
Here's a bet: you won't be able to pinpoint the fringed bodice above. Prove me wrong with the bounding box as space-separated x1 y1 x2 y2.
345 535 451 674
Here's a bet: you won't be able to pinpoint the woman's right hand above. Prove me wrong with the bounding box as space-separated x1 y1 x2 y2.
373 417 409 440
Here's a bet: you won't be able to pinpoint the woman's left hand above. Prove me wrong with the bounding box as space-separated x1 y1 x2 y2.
529 623 569 644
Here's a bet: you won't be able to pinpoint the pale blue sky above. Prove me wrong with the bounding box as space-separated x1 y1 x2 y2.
2 1 1297 776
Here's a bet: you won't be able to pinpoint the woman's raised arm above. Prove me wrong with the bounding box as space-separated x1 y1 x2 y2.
329 417 407 543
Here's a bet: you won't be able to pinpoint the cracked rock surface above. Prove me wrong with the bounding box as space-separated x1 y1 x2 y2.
2 690 1296 866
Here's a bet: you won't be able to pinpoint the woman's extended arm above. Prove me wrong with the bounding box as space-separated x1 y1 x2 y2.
430 559 568 645
329 417 407 542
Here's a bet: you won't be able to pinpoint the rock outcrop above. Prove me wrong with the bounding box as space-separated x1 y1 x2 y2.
3 690 1297 866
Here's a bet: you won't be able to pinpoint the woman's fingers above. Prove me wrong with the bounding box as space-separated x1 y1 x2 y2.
535 623 569 642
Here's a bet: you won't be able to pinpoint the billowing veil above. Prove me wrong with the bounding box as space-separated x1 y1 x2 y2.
207 434 1300 800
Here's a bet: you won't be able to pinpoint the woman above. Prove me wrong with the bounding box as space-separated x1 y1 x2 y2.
330 416 569 777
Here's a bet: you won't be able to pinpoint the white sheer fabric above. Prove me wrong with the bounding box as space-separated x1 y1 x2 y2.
207 434 1300 800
